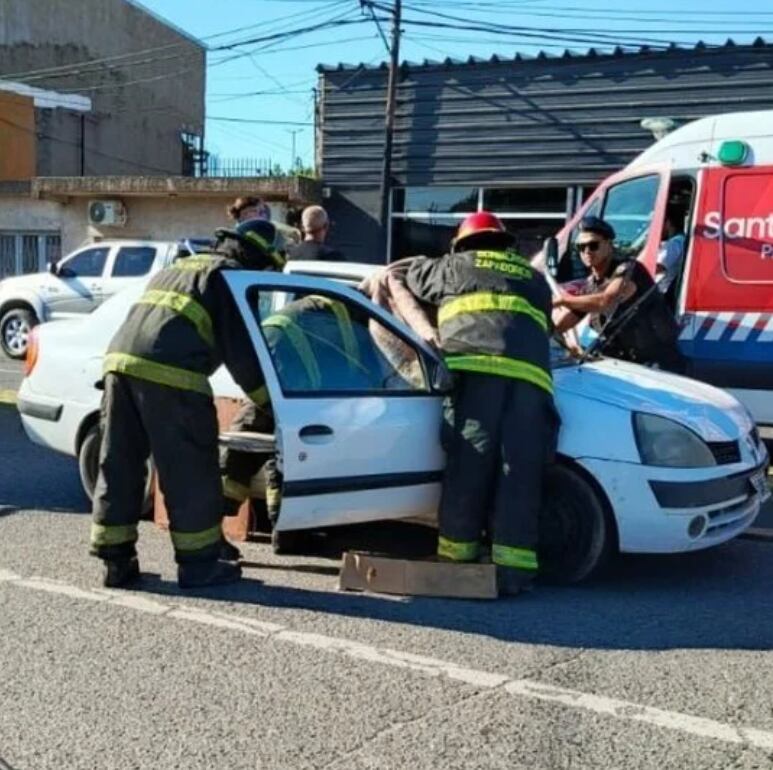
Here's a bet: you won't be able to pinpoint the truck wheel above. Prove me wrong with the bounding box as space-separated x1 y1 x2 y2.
1 307 38 359
78 423 154 517
538 464 614 584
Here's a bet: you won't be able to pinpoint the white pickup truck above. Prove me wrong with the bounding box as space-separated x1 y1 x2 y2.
0 239 200 359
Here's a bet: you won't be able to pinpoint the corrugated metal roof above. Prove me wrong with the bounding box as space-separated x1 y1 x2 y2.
317 36 771 73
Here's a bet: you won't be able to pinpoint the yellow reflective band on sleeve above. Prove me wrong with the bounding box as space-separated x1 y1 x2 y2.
104 353 212 396
222 476 251 503
444 354 553 394
265 485 281 508
170 523 223 553
492 544 539 571
312 295 360 364
437 535 480 562
438 292 547 332
262 314 322 388
90 523 138 548
137 290 214 347
172 256 219 271
247 385 270 407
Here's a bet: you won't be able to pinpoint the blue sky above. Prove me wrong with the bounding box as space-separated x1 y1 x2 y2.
142 0 773 170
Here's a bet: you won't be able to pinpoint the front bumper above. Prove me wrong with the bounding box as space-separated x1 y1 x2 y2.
579 457 768 554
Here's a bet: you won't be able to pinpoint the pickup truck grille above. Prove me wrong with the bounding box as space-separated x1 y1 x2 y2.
707 440 741 465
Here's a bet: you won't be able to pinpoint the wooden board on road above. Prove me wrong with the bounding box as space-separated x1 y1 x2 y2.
339 551 498 599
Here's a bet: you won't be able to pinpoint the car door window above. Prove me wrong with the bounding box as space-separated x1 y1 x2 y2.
111 246 156 277
59 247 109 278
248 287 429 394
601 174 661 258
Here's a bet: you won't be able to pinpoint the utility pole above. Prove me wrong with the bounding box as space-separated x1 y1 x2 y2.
378 0 402 258
287 128 303 172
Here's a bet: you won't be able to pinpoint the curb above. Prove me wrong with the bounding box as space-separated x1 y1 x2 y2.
0 390 17 406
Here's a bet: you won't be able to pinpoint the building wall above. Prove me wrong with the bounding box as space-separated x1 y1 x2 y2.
0 0 205 176
0 91 35 180
318 42 773 262
0 195 289 260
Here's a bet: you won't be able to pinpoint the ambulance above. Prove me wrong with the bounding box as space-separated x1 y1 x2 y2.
547 110 773 439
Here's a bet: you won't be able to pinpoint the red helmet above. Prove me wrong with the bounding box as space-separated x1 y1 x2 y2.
453 211 514 252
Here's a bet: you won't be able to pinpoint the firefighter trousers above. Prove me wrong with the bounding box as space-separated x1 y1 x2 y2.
220 400 282 526
438 373 558 576
90 373 224 564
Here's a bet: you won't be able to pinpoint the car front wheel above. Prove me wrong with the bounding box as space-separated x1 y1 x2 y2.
538 463 614 584
0 307 38 359
79 423 154 517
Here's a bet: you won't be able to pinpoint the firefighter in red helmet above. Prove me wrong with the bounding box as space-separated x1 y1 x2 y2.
406 212 558 596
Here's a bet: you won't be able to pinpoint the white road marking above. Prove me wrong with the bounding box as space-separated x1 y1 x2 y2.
4 570 773 751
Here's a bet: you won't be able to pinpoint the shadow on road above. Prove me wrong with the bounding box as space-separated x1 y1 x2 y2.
0 408 89 513
131 526 773 653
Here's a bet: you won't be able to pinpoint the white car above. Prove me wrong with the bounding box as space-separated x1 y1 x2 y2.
17 261 770 582
0 239 195 359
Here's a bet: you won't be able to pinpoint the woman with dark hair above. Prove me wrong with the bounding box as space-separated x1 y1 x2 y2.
227 196 271 223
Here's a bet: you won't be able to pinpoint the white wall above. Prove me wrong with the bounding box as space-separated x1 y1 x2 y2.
0 196 289 257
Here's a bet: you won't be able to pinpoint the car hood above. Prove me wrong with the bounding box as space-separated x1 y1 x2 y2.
554 358 753 442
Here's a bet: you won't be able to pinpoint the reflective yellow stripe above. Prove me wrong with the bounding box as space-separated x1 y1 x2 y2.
312 295 359 364
247 385 270 407
262 314 322 388
242 231 286 270
444 354 553 394
222 477 251 503
265 485 281 508
492 544 539 571
170 524 222 552
172 256 218 271
437 535 480 562
475 250 532 268
137 290 214 347
439 292 547 332
104 353 212 396
90 523 138 548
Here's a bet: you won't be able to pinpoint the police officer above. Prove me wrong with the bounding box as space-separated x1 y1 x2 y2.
90 219 286 589
553 216 683 371
406 212 557 596
220 292 362 551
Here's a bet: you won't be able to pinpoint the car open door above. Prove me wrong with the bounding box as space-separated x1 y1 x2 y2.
223 271 446 532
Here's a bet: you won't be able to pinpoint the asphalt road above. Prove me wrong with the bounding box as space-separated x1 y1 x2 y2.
2 405 773 770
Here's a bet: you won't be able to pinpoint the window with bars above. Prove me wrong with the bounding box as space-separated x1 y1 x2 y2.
0 232 61 279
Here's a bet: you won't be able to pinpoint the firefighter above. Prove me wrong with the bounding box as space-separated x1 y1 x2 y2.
220 291 363 552
405 212 557 596
90 219 286 589
552 216 683 371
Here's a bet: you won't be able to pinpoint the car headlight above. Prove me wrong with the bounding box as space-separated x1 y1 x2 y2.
632 413 716 468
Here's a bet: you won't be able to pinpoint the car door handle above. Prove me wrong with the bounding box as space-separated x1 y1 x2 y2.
299 424 333 438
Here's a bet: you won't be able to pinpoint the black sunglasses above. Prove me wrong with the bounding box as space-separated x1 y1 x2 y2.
577 240 602 253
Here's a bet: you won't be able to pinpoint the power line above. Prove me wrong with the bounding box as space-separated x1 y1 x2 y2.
207 117 314 126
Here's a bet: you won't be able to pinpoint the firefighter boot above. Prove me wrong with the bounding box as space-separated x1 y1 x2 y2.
178 560 242 589
102 556 141 589
496 566 534 597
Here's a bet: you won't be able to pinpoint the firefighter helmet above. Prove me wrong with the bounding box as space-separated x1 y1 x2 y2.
215 218 286 270
452 211 515 252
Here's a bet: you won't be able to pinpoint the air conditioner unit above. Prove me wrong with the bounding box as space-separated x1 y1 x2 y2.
88 199 127 227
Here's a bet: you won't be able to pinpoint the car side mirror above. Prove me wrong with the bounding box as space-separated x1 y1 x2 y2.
543 237 559 278
48 261 59 276
430 361 454 394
